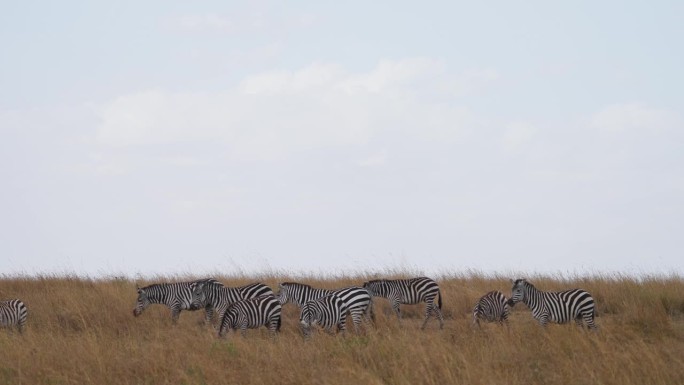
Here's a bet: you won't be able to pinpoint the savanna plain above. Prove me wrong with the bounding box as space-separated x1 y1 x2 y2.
1 273 683 385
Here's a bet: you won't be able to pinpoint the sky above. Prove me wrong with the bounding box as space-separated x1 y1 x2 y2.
1 1 683 278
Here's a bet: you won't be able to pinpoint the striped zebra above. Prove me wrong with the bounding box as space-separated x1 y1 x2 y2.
0 299 28 333
218 295 282 338
472 291 510 326
300 294 348 339
508 279 597 329
362 276 444 329
276 282 373 332
133 279 210 323
197 280 274 326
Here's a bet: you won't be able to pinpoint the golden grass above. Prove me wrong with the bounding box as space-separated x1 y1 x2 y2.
1 273 683 385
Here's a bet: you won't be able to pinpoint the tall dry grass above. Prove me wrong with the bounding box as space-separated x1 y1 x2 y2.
1 273 683 385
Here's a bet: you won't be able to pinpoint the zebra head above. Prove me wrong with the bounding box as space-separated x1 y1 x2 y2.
189 282 207 311
508 279 529 307
133 286 149 317
362 280 387 297
299 302 317 338
218 305 240 337
275 283 292 305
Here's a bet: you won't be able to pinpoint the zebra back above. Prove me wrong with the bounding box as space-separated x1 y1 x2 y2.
277 282 332 306
0 299 28 332
300 293 348 337
219 294 282 337
510 278 597 328
473 291 510 325
363 276 442 307
205 282 274 321
133 279 209 319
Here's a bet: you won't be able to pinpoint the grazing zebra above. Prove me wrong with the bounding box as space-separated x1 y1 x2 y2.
362 276 444 329
218 295 282 338
472 291 510 326
508 279 597 330
0 299 28 333
300 294 348 339
276 282 373 332
197 280 274 326
133 279 209 323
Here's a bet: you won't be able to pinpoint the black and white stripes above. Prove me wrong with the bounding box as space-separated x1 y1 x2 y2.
198 280 274 326
362 276 444 329
508 279 597 329
299 294 348 338
133 279 208 322
0 299 28 333
472 291 510 326
276 282 373 331
218 295 282 337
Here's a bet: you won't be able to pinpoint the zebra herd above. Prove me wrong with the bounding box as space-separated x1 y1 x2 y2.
0 277 598 335
471 279 597 330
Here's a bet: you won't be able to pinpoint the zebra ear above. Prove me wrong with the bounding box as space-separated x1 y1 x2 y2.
510 279 515 284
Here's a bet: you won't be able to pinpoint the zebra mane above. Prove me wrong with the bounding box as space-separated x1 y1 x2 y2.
280 282 312 289
137 283 164 291
512 278 526 285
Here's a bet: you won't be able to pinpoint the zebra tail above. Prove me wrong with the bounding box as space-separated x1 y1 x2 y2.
438 289 443 310
276 315 282 332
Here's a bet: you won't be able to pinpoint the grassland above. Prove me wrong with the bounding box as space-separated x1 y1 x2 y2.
1 273 683 385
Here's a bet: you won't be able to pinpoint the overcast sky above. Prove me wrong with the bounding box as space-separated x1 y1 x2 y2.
1 1 683 278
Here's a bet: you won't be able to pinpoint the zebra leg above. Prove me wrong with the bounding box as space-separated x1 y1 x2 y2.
583 310 597 331
367 301 376 324
268 318 279 338
170 305 181 324
339 317 347 336
433 302 444 329
204 305 214 326
421 304 431 330
350 310 362 333
392 299 402 321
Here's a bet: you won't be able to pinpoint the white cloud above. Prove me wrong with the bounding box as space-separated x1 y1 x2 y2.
590 103 680 133
96 59 479 160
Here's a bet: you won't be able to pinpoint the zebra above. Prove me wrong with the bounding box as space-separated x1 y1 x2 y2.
196 280 274 326
472 291 510 326
218 294 282 338
508 278 597 330
300 294 348 339
362 276 444 329
276 282 374 332
0 299 28 333
133 279 209 323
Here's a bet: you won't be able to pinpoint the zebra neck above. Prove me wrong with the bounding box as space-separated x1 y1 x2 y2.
524 285 543 308
291 288 332 305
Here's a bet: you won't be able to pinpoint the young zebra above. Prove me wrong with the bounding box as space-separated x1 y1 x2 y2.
133 279 209 323
197 280 274 326
218 295 282 338
276 282 374 332
508 279 597 330
472 291 510 326
362 276 444 329
300 294 348 339
0 299 28 333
